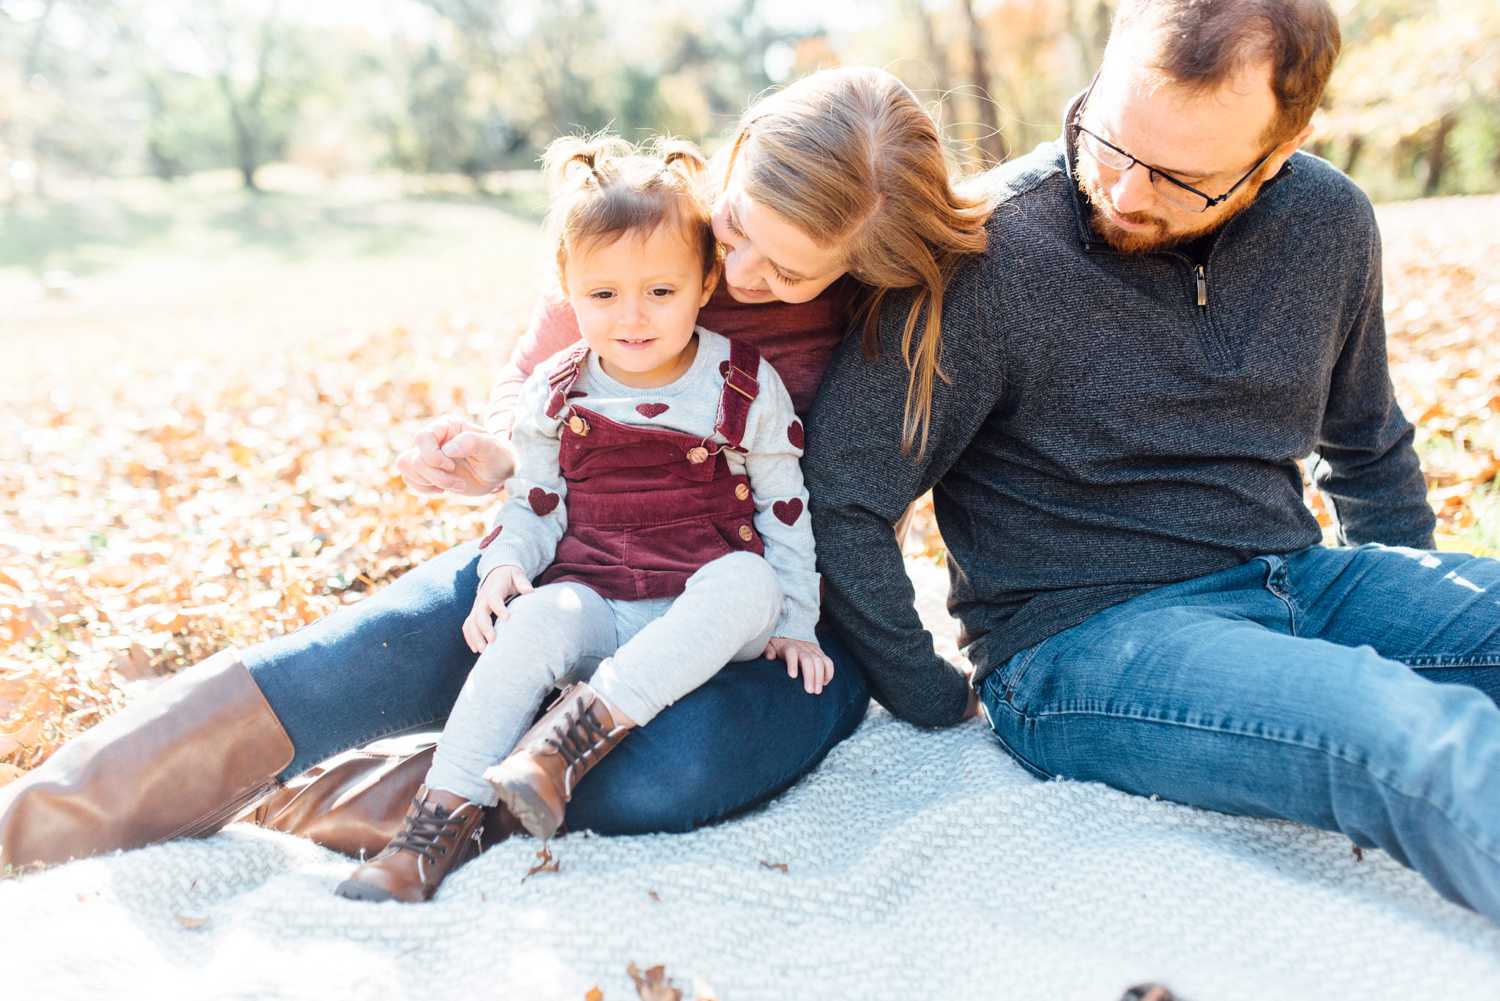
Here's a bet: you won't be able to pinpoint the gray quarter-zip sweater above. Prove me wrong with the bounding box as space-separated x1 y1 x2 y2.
804 112 1436 729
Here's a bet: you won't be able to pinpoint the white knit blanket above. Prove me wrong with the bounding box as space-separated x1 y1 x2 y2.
4 560 1499 1001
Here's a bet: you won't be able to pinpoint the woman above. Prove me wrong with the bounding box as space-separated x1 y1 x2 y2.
0 66 989 871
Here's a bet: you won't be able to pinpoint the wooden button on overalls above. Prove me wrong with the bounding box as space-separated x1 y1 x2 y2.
738 524 754 542
735 483 750 501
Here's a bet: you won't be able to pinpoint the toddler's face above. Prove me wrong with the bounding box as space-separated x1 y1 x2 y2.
564 224 716 388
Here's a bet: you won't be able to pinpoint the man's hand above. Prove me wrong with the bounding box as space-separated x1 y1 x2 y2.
963 682 981 720
463 565 534 653
764 637 835 695
397 416 514 497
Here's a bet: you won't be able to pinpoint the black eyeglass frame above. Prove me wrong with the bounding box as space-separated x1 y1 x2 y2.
1070 73 1280 214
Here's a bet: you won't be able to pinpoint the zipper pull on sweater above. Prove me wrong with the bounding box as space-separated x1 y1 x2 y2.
1195 265 1208 308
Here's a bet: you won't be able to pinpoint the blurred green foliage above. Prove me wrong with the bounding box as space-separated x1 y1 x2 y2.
1 0 1496 200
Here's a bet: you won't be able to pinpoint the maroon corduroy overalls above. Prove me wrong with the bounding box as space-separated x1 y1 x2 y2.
519 338 768 602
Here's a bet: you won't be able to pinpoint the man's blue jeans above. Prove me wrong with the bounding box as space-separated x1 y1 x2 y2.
979 544 1500 923
244 540 870 834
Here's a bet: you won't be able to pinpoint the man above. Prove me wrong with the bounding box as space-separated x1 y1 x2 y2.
807 0 1500 924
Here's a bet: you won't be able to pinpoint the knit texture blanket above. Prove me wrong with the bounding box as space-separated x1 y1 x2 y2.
3 559 1499 1001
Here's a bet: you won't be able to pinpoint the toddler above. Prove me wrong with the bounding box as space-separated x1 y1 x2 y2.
336 136 831 903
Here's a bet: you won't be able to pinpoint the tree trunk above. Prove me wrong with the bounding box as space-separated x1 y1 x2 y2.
13 0 60 201
22 0 58 78
142 75 182 182
1342 135 1365 176
1422 113 1457 197
1065 0 1113 75
1090 0 1112 64
908 0 953 95
218 77 261 192
959 0 1007 165
198 3 281 193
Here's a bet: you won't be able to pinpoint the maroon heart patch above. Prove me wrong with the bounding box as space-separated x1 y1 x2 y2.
478 524 503 549
528 487 561 516
636 402 670 419
787 420 805 450
772 497 803 526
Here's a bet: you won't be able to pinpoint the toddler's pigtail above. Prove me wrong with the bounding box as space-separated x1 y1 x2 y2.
543 136 592 192
658 138 709 185
542 132 717 287
543 135 631 192
653 138 717 281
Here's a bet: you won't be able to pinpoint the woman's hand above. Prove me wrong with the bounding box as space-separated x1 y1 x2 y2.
764 637 835 695
463 565 534 653
397 416 514 496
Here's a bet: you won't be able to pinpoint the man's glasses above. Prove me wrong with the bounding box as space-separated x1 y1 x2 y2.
1071 76 1278 214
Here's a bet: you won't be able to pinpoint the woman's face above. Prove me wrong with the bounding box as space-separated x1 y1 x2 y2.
711 169 849 304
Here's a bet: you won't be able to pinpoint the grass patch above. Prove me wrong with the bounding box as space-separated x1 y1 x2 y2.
0 168 550 406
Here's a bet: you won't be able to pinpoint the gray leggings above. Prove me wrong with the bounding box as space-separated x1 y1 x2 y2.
425 551 783 806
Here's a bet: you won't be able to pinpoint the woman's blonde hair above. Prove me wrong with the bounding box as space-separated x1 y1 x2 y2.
543 134 718 285
723 67 992 457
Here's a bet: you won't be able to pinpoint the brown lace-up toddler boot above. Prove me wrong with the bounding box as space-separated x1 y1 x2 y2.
333 785 486 903
485 682 630 840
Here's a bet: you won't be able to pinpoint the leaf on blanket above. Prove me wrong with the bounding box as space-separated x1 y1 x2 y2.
0 720 42 753
522 845 560 882
647 889 661 903
758 860 788 874
1120 986 1180 1001
626 963 682 1001
1352 844 1365 862
175 913 210 930
110 643 157 682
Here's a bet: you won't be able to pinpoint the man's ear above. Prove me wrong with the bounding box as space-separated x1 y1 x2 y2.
1268 122 1315 173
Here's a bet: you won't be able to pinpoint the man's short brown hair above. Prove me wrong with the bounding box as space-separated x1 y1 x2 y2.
1112 0 1342 145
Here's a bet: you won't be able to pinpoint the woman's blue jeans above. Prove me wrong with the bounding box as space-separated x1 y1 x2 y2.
244 540 870 834
980 544 1500 923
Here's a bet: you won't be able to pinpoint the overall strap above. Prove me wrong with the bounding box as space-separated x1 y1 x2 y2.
544 342 591 419
714 338 761 450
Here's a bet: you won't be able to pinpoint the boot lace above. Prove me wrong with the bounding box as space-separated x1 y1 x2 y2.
391 797 470 862
545 697 611 767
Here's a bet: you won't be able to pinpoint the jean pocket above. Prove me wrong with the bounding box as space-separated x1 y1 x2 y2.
978 669 1056 781
1254 553 1301 635
990 635 1056 715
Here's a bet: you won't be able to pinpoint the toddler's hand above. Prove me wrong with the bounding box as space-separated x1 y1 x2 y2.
764 637 835 695
463 565 534 653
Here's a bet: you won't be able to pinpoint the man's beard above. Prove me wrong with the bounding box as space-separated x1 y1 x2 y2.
1074 161 1257 255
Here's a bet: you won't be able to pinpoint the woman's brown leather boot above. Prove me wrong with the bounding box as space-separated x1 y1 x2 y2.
0 649 294 873
241 735 523 858
333 785 486 903
485 682 630 841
